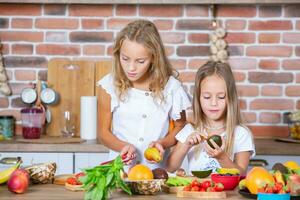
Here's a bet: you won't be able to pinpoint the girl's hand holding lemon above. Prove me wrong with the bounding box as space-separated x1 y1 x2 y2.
144 143 163 163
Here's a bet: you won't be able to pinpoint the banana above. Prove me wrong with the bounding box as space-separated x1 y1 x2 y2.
0 161 21 184
216 168 240 175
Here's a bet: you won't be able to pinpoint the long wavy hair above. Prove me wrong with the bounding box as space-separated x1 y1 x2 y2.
112 19 176 101
193 61 243 156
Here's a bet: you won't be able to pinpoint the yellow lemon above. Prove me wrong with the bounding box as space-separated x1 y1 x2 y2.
284 161 300 170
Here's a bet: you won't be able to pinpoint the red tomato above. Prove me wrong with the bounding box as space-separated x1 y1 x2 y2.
202 180 211 190
191 186 200 192
207 187 216 192
199 187 206 192
191 180 200 187
214 182 224 192
75 172 85 179
183 186 191 191
265 186 273 193
66 177 78 185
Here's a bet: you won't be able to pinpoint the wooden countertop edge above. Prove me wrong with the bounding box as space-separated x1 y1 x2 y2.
0 0 300 4
0 138 300 155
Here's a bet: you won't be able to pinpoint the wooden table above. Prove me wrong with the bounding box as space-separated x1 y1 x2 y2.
0 184 249 200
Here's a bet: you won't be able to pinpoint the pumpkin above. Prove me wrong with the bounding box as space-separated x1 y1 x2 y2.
128 164 153 180
245 167 275 194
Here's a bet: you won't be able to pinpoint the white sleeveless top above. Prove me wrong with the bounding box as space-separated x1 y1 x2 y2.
97 73 191 169
176 123 255 174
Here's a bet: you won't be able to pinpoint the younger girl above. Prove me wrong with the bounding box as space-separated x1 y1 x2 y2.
97 20 191 168
166 61 255 175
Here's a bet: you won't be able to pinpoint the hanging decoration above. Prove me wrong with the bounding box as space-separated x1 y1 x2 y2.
0 42 11 96
209 5 229 63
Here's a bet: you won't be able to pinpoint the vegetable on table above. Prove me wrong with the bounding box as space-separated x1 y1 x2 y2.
80 156 132 200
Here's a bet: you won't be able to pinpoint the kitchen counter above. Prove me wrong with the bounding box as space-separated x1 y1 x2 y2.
0 138 300 155
0 184 248 200
0 0 299 4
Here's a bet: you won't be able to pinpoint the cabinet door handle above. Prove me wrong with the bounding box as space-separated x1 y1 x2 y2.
249 159 268 167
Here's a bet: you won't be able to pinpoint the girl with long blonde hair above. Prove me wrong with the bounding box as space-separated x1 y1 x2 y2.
166 61 255 175
97 19 191 168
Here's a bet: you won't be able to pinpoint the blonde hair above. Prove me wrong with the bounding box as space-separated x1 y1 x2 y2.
192 61 242 156
112 19 176 101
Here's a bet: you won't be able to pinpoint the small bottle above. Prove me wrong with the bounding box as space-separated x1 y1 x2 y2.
61 111 75 137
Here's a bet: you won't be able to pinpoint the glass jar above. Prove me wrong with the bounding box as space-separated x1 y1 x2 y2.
0 116 15 140
21 108 44 139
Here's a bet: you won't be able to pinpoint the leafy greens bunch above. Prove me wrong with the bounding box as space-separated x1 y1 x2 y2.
80 155 132 200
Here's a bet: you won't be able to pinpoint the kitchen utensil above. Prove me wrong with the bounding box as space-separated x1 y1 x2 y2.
53 174 74 185
47 60 95 137
211 173 240 190
177 190 226 198
21 88 37 104
21 107 44 139
61 111 75 137
40 88 59 105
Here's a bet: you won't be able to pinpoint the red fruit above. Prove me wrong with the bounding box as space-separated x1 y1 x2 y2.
202 180 211 190
75 172 85 179
278 189 286 194
207 187 216 192
191 186 200 192
183 186 191 191
214 182 224 192
66 177 78 185
257 187 265 193
191 180 200 187
199 187 206 192
7 169 30 194
273 182 283 193
265 186 273 193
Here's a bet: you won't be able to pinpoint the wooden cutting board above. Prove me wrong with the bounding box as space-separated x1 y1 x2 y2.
95 61 111 136
47 60 95 137
177 191 226 198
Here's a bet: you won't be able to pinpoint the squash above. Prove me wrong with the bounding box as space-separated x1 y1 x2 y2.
245 167 275 194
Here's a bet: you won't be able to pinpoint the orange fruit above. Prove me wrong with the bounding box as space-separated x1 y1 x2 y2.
245 167 275 194
128 164 153 180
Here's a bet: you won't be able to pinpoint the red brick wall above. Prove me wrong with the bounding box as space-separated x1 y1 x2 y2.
0 3 300 137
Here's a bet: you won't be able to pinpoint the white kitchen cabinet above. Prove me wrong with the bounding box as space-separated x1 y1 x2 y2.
74 153 109 173
0 152 73 174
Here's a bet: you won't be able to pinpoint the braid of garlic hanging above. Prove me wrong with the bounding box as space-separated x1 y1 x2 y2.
0 43 12 96
209 26 228 63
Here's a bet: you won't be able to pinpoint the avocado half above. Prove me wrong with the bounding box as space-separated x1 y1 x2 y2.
191 169 213 178
207 135 222 149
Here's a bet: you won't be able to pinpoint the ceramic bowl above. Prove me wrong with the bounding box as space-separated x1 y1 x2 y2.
125 179 165 195
211 173 240 190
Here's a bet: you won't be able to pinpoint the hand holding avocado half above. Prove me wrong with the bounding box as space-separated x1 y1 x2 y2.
204 135 226 159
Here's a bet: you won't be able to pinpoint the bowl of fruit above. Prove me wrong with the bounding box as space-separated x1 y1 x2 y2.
125 165 168 195
211 168 240 190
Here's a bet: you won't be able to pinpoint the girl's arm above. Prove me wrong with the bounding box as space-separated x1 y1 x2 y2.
166 132 203 173
217 151 251 175
158 111 187 149
205 139 251 175
97 86 129 152
166 142 190 173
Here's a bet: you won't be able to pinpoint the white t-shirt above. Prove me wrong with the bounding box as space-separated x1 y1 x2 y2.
176 123 255 174
97 74 191 169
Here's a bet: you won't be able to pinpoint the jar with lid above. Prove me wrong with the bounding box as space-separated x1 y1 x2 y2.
0 116 15 140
